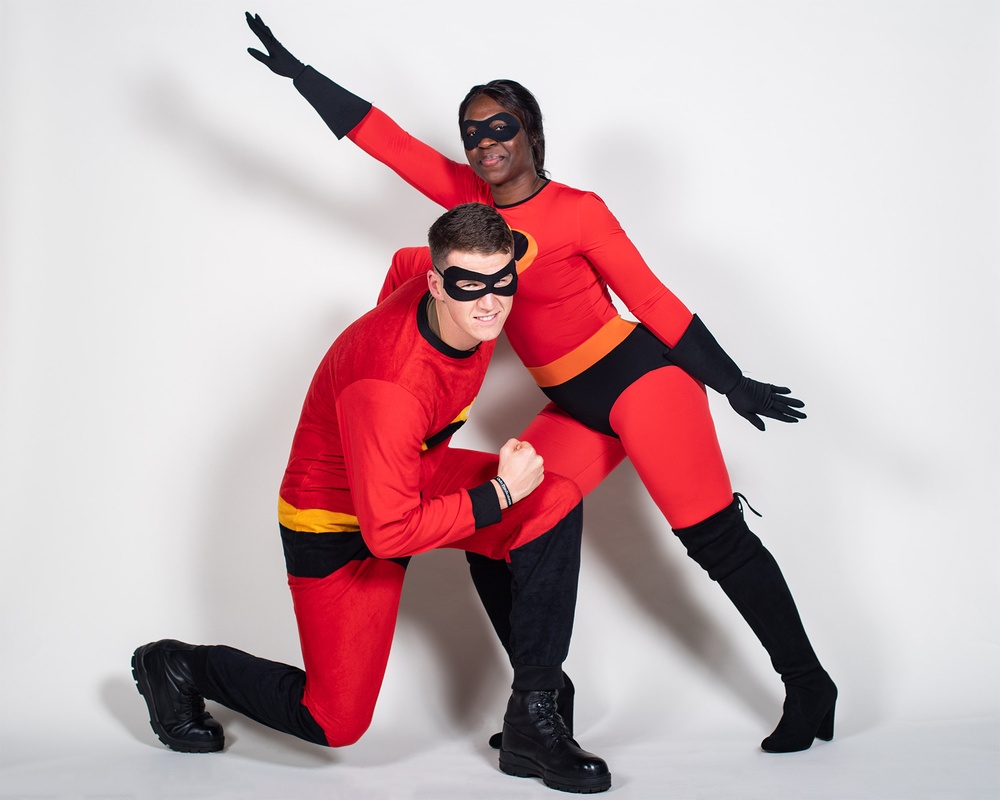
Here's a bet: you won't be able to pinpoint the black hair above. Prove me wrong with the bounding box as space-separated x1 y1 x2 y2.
427 203 514 268
458 79 547 178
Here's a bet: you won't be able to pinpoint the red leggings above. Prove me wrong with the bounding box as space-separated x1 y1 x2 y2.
520 366 733 529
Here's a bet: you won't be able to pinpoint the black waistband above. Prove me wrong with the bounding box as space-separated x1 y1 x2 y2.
541 324 674 437
280 525 411 578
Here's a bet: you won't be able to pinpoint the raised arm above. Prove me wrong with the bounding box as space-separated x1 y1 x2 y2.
245 12 484 208
246 12 371 138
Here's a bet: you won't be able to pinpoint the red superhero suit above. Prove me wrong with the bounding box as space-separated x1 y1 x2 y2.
349 107 733 529
239 16 835 754
276 277 582 743
148 277 583 749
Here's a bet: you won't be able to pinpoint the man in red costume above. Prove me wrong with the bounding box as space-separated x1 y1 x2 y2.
132 203 612 794
240 10 836 761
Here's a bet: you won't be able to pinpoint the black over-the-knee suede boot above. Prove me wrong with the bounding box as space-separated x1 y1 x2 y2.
672 495 837 753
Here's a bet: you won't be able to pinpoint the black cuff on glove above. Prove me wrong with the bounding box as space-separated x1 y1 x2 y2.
294 66 372 139
665 314 806 430
665 315 741 394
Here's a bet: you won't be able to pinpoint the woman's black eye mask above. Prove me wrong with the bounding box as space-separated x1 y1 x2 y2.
461 113 521 150
435 259 518 300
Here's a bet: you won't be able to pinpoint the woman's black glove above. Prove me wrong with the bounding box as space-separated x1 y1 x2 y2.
724 377 806 431
665 315 806 431
245 12 307 79
243 12 372 139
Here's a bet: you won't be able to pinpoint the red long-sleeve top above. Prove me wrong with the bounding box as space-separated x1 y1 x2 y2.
349 107 694 386
278 278 495 559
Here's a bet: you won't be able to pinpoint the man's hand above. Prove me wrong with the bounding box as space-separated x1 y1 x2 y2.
495 439 544 505
245 12 306 79
726 376 807 431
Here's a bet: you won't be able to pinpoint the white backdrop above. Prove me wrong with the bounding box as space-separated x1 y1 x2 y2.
1 1 998 798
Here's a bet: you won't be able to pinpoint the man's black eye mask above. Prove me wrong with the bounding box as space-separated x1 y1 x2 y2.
461 113 521 150
436 259 518 300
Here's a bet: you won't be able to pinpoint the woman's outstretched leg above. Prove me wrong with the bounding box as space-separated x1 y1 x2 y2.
612 366 835 752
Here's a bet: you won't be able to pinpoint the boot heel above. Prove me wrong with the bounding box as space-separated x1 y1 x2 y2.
815 703 835 741
761 682 837 753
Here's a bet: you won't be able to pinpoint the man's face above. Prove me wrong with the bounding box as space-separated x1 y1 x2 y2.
427 249 515 351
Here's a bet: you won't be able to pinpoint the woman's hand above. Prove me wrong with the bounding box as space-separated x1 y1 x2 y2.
726 377 807 431
245 12 306 79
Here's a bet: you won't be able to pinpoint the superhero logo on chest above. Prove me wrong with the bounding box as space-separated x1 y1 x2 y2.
512 230 538 274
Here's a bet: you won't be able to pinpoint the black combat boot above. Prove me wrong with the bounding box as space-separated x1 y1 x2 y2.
499 689 611 794
489 672 574 749
132 639 224 753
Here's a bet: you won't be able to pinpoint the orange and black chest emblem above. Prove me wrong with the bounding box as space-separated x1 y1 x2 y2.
513 230 538 274
422 402 475 450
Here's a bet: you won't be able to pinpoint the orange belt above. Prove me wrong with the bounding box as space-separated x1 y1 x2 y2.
526 317 637 388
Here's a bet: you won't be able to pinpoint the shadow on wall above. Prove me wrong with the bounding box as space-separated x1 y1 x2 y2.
129 71 437 260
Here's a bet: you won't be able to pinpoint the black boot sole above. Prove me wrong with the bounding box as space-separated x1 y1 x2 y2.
500 750 611 794
131 647 224 754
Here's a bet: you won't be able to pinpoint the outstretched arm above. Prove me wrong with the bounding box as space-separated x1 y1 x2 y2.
578 194 805 431
245 13 484 210
245 11 371 138
666 315 807 431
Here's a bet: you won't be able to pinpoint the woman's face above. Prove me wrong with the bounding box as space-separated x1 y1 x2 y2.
461 95 536 187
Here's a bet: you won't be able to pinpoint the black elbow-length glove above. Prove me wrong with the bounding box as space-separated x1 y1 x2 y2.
245 12 371 139
666 315 807 431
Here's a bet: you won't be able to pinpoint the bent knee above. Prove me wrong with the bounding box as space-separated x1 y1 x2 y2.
311 710 374 748
540 471 583 505
304 693 377 748
323 719 371 748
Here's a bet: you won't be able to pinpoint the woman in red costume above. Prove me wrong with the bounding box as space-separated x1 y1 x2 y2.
245 13 837 755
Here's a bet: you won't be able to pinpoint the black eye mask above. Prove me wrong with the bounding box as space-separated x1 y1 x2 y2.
461 112 521 150
436 258 518 300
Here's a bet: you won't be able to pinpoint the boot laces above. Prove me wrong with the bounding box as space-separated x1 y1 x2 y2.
530 692 572 741
179 687 208 718
166 655 207 719
734 492 762 518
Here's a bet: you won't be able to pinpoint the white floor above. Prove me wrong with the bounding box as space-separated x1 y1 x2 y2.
2 693 996 800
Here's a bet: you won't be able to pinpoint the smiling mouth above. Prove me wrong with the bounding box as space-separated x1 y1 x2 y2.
480 154 504 167
476 312 500 323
